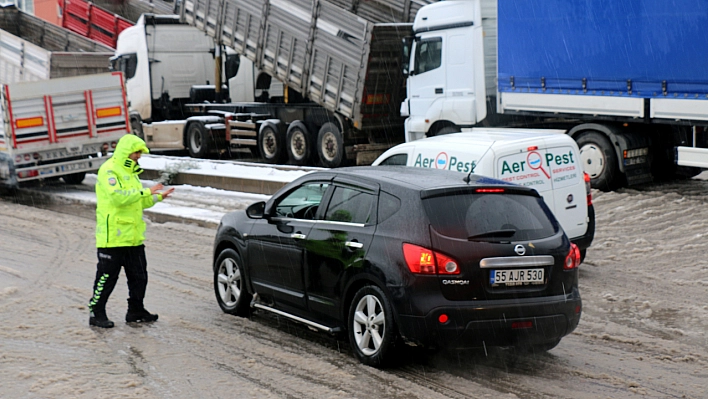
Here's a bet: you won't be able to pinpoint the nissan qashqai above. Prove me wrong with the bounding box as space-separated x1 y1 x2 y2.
212 166 582 367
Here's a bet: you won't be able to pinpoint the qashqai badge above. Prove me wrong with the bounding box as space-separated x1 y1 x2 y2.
514 244 526 256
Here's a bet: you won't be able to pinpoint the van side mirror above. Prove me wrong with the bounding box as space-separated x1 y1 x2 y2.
246 201 266 219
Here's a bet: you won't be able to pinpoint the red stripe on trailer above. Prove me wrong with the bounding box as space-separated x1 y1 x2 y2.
44 95 58 143
97 126 129 134
114 72 131 132
84 90 96 137
56 131 91 140
5 85 17 149
15 136 51 145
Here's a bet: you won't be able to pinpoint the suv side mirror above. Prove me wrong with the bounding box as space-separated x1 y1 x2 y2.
246 201 266 219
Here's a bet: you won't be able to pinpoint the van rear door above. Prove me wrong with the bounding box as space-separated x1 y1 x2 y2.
496 138 587 240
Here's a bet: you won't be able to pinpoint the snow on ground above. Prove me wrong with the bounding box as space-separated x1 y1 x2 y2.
50 154 318 225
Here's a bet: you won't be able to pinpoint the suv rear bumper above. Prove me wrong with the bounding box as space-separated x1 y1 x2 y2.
571 204 595 252
395 289 582 349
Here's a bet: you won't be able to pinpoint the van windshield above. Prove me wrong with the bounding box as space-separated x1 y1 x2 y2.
422 192 559 242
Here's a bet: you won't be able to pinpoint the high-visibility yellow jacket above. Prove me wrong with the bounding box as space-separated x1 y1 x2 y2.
95 134 162 248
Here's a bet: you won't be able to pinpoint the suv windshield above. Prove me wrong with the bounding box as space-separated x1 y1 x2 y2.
423 192 559 242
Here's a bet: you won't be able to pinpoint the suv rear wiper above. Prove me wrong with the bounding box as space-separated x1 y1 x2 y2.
467 229 516 242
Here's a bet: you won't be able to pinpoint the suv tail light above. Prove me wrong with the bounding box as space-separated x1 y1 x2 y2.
584 172 592 206
564 243 581 270
403 243 460 275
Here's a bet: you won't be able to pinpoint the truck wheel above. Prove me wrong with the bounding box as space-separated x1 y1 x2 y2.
317 122 343 168
431 125 460 137
258 124 286 164
576 131 620 191
187 122 211 158
62 172 86 185
348 285 399 367
286 121 311 165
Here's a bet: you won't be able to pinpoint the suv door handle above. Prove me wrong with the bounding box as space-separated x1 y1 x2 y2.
345 241 364 249
291 233 307 240
435 87 443 94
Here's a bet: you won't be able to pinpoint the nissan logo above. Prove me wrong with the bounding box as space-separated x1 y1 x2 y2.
514 244 526 256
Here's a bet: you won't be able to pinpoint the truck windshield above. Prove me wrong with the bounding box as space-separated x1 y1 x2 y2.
413 37 442 75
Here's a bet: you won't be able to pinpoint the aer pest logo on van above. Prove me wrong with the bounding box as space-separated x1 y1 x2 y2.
500 147 578 188
435 152 449 169
413 152 477 173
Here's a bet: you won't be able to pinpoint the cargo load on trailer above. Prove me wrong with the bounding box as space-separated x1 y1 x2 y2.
0 4 113 83
58 0 134 49
0 72 130 188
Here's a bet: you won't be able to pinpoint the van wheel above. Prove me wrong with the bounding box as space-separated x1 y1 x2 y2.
576 131 621 191
348 285 399 367
187 122 211 158
286 121 311 165
62 172 86 185
259 124 286 164
317 122 343 168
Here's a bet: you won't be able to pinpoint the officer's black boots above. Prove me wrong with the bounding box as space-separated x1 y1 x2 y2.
126 300 158 323
89 308 115 328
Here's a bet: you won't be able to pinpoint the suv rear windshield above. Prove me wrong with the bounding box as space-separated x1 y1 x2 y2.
423 193 559 241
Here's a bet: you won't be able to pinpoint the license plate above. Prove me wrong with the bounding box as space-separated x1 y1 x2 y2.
490 268 544 286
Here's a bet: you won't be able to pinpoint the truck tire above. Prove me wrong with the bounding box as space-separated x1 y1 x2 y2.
187 122 210 158
258 123 286 164
286 121 311 165
576 131 620 191
62 172 86 185
317 122 343 168
431 125 461 137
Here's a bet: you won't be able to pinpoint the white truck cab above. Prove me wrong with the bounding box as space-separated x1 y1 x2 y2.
373 128 595 258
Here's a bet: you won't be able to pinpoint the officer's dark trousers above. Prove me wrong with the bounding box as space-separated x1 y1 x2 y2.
88 245 148 314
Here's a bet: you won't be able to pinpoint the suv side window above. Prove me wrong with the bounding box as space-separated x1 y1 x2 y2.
378 154 408 166
274 183 329 219
324 186 375 224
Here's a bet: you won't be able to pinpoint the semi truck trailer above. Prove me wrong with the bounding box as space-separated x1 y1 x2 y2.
113 1 431 167
0 72 130 188
403 0 707 190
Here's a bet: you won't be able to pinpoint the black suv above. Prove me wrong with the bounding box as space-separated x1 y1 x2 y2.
212 166 582 366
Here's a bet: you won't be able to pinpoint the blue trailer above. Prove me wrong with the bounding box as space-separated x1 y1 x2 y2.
404 0 708 190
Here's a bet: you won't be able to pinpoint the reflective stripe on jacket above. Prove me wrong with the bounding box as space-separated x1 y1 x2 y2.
95 135 161 248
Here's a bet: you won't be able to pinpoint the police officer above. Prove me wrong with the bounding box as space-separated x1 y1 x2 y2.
88 134 174 328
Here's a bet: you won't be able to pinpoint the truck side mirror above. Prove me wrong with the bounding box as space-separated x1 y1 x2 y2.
225 54 240 81
401 36 413 76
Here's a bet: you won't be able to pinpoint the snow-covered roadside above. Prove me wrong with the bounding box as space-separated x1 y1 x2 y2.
40 155 319 226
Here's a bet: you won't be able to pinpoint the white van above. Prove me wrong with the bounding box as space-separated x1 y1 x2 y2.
372 128 595 258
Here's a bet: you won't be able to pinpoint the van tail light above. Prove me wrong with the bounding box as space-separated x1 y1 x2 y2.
564 243 581 270
584 172 593 206
475 188 505 193
402 243 460 275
